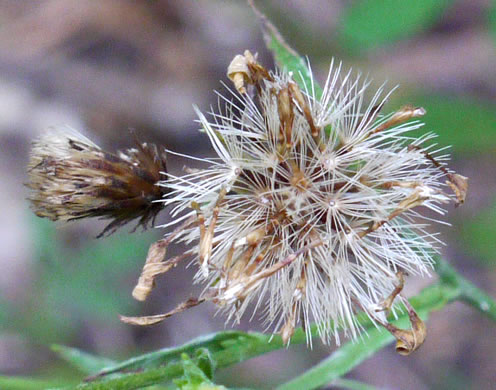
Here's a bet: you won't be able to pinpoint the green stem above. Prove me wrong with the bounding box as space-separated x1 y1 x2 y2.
434 257 496 320
75 365 183 390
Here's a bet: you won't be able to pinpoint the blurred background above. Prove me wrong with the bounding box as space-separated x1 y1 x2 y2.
0 0 495 389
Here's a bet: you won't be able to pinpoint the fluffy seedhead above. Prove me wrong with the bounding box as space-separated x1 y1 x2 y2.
123 52 467 352
123 51 469 350
27 126 168 237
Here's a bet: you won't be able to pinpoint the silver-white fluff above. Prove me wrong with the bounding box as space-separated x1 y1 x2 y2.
136 54 464 346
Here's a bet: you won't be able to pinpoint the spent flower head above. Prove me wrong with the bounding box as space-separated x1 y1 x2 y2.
123 51 467 351
27 126 168 237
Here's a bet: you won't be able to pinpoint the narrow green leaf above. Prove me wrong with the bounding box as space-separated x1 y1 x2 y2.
338 0 454 53
277 308 430 390
249 1 323 100
83 331 278 380
69 281 459 389
51 345 116 375
277 332 391 390
75 365 184 390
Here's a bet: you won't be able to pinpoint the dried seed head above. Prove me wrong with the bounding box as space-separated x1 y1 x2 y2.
27 126 168 237
124 54 467 349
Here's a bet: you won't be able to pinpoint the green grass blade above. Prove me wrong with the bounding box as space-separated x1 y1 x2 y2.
276 283 456 390
276 326 395 390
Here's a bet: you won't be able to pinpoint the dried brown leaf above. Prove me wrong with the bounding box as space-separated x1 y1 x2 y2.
132 239 168 301
120 298 205 326
447 173 468 207
383 300 426 356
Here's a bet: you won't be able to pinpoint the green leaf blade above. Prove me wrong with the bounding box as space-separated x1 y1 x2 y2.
250 2 323 100
51 345 116 375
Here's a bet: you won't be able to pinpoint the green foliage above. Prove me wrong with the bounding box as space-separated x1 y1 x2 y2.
434 258 496 322
44 258 495 390
0 375 62 390
77 331 281 380
338 0 454 53
51 345 116 375
9 217 156 343
257 11 323 100
460 201 496 264
276 321 399 390
173 350 225 390
398 94 496 155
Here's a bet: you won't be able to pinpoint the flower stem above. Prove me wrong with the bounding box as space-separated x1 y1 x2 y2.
434 257 496 321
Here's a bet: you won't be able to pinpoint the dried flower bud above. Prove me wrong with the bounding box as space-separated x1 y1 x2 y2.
27 126 168 237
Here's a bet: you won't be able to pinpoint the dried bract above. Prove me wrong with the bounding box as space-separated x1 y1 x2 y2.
27 126 168 237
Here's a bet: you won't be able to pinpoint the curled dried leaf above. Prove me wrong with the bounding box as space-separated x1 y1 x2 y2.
227 53 252 94
279 309 296 345
120 298 205 326
383 300 426 356
376 272 404 314
132 216 196 301
132 239 168 301
446 173 468 207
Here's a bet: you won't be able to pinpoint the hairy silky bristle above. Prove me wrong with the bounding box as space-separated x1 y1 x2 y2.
27 126 168 237
126 52 466 352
